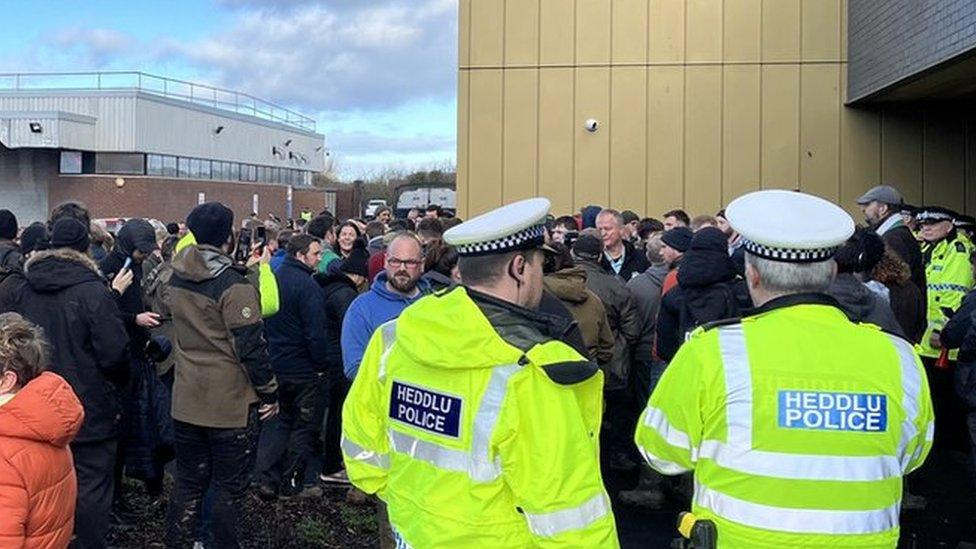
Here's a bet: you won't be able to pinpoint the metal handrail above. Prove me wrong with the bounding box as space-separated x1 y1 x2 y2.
0 71 316 132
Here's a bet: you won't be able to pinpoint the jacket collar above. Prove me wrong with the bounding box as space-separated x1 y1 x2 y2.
467 288 574 351
874 214 903 236
282 254 314 274
749 292 852 320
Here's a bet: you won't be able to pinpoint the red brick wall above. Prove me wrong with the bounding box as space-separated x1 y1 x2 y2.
50 176 354 224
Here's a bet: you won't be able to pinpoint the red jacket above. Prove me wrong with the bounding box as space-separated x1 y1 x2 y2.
0 372 84 549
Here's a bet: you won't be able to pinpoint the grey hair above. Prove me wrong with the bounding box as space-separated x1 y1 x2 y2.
597 209 624 226
745 253 835 294
645 231 665 264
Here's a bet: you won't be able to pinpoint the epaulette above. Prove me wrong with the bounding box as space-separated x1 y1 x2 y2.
696 316 744 334
540 360 599 386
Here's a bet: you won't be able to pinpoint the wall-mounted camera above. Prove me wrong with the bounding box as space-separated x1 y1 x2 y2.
584 118 599 133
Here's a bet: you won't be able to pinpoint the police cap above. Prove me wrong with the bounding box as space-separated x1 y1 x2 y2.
444 198 551 257
915 206 957 224
725 189 855 263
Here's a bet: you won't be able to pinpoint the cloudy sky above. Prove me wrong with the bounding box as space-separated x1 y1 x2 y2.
0 0 458 177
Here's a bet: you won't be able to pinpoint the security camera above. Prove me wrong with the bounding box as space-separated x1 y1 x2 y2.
584 119 599 133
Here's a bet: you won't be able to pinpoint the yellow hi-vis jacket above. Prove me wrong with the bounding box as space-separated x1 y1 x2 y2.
918 232 975 359
635 295 934 549
341 287 619 548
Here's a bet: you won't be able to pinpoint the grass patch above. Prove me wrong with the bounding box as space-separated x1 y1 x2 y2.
296 517 332 545
340 505 378 535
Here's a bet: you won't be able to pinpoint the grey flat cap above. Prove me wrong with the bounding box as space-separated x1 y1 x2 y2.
856 185 903 206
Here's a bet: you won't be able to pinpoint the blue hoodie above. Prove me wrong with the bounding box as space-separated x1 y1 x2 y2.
270 249 287 272
341 272 429 379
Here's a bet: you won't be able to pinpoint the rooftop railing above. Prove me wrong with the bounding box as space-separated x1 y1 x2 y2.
0 71 317 132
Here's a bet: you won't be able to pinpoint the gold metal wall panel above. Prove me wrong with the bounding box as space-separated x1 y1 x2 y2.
503 69 540 203
685 66 724 215
722 64 761 202
538 68 576 216
647 66 686 214
612 0 649 64
881 109 924 206
467 69 504 212
802 0 842 61
470 0 505 67
505 0 540 65
648 0 685 63
540 0 575 65
799 64 841 201
576 0 612 65
574 67 611 207
610 66 648 210
761 0 801 62
687 0 724 63
723 0 761 63
761 64 801 188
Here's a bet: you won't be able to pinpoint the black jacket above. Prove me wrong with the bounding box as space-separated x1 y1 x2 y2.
940 290 976 408
4 248 131 442
316 271 359 373
657 244 751 362
827 274 905 338
265 256 329 381
600 240 650 282
0 240 24 308
879 222 926 301
99 219 158 358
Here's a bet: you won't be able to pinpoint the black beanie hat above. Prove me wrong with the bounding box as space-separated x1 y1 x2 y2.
572 234 603 260
661 227 693 253
0 210 17 240
50 218 90 253
689 227 728 253
341 247 370 278
834 227 886 274
19 223 48 255
187 202 234 248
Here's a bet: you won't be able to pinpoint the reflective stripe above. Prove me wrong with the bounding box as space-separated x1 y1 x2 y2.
886 334 923 472
642 406 692 450
524 493 611 538
694 483 899 535
341 435 390 469
637 445 692 475
927 283 971 293
378 321 397 382
387 364 520 483
698 440 902 482
718 326 752 448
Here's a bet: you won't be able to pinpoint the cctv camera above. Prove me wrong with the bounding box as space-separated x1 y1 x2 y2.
584 119 599 133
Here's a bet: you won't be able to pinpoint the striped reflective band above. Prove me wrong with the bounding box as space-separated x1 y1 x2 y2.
637 446 692 475
694 483 899 534
886 334 929 471
387 364 520 483
378 321 397 382
927 283 971 294
719 326 752 448
341 435 390 469
642 406 692 451
524 493 611 538
697 440 901 482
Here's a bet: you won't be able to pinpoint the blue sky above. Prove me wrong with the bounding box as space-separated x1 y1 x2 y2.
0 0 458 178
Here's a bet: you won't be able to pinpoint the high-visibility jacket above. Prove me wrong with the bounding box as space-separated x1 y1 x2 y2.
635 295 934 549
918 232 974 358
342 287 619 548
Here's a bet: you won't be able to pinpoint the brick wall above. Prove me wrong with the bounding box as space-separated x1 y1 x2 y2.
849 0 976 101
48 176 346 225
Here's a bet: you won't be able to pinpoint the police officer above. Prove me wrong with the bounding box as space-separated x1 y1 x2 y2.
634 190 934 548
341 198 618 547
917 206 975 362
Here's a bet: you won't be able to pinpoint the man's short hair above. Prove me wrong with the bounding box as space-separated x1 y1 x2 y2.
417 217 444 237
365 221 387 239
459 249 540 287
50 201 91 230
306 214 335 239
277 230 294 249
553 216 577 231
389 219 412 232
597 209 624 226
663 209 691 226
426 204 442 214
441 217 463 230
746 254 834 294
645 232 665 264
637 218 665 240
691 215 717 231
287 234 320 257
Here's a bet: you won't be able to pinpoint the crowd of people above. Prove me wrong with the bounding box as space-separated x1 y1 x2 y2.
0 182 973 547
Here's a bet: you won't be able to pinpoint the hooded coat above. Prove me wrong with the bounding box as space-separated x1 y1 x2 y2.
3 248 130 442
0 372 84 549
316 272 360 373
99 219 158 358
657 229 752 362
0 240 24 310
544 267 614 367
827 273 905 338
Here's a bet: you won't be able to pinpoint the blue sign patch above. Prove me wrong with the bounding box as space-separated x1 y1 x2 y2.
390 381 462 438
778 390 887 432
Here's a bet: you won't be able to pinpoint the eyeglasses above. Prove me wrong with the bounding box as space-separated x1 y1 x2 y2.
387 257 423 268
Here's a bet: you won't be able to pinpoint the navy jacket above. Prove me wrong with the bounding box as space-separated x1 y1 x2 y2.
265 256 329 380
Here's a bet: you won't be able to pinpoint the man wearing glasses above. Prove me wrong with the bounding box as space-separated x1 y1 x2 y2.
341 232 430 380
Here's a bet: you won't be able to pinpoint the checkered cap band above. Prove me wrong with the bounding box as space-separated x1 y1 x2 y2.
742 238 837 263
454 224 547 256
916 211 954 222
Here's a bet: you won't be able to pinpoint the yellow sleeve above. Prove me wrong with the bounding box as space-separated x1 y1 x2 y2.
341 327 391 495
497 367 620 548
257 263 279 318
634 333 708 475
905 355 935 474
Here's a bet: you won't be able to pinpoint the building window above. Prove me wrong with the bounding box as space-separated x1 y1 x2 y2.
162 156 177 177
178 157 191 178
95 153 145 175
60 151 83 174
147 154 163 176
228 162 240 181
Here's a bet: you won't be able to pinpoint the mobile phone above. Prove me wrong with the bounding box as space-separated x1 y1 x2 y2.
122 257 133 271
255 226 267 242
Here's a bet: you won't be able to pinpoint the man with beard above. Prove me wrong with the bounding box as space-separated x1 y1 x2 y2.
340 232 430 380
856 185 925 298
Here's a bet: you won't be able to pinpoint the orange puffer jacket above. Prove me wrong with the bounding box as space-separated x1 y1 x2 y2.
0 372 84 549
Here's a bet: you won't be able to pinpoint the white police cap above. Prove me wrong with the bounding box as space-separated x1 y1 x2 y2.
725 189 855 263
444 197 551 256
